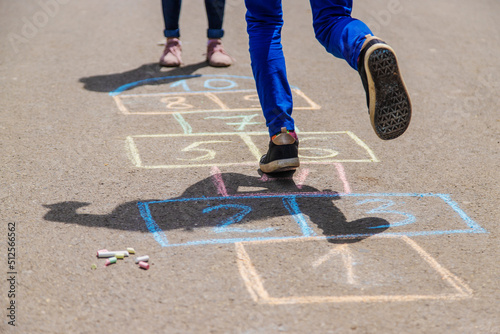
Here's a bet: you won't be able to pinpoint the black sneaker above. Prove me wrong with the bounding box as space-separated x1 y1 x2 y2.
259 127 300 173
358 35 411 140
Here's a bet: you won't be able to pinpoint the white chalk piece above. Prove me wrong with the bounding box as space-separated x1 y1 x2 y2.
135 255 149 264
97 250 130 258
96 249 108 256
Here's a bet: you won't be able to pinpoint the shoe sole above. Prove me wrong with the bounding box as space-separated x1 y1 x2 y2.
207 60 232 67
160 62 181 67
365 44 411 140
259 158 300 174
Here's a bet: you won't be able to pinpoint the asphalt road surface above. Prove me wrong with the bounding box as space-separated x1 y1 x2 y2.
1 0 499 333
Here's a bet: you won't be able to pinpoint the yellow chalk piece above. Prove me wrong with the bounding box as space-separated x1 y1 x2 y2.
126 248 135 254
115 253 125 259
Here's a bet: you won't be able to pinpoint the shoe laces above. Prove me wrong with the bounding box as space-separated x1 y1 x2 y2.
163 39 182 61
207 39 229 57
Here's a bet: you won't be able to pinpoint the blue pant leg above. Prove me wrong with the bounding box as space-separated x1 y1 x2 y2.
244 0 295 137
162 0 182 38
205 0 225 38
309 0 372 70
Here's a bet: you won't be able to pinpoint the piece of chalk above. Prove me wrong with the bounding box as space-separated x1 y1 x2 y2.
115 253 125 259
135 255 149 264
97 251 130 258
96 249 108 256
97 251 117 258
108 251 129 257
138 261 149 270
105 257 117 266
127 248 135 254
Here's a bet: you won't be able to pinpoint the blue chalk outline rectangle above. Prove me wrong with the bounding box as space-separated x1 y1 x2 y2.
138 193 487 248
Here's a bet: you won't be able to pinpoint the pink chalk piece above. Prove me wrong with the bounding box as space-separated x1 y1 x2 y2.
138 261 149 270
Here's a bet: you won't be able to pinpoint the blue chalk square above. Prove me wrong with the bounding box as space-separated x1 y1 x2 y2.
138 193 486 248
138 196 316 247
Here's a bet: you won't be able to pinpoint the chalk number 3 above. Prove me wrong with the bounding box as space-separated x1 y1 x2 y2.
356 198 416 229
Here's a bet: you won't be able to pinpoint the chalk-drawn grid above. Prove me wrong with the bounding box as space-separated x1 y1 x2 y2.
236 235 474 304
126 131 379 169
138 193 486 248
113 89 320 115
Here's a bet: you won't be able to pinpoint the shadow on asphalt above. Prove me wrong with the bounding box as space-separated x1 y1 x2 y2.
43 172 388 244
78 61 209 93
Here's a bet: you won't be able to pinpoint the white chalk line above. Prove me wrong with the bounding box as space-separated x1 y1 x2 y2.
235 235 473 305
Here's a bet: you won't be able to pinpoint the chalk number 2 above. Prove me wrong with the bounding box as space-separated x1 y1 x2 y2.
203 204 274 234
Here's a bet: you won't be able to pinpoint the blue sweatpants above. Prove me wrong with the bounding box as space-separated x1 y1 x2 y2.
244 0 373 136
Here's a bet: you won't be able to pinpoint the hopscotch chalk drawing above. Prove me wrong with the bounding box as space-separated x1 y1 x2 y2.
109 74 486 305
112 74 486 248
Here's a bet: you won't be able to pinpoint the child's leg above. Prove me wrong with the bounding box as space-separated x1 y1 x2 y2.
205 0 225 39
309 0 372 70
162 0 182 38
160 0 183 67
205 0 233 67
244 0 295 137
309 0 411 140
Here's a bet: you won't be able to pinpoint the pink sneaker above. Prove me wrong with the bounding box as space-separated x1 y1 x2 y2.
206 39 233 67
160 38 182 67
